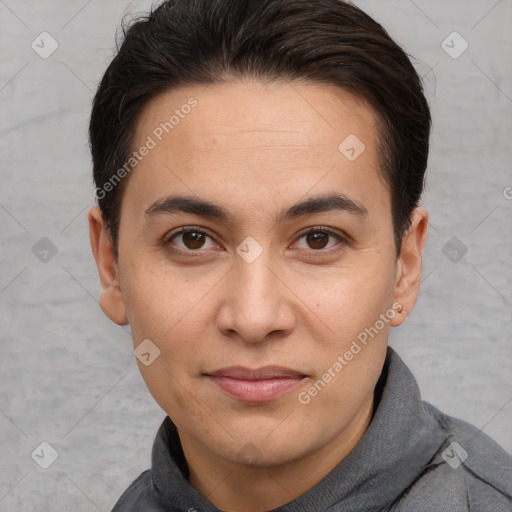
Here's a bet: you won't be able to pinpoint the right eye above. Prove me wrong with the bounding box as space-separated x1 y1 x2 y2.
164 226 221 254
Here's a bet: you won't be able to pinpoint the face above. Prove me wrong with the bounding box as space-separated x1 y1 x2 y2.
89 79 427 474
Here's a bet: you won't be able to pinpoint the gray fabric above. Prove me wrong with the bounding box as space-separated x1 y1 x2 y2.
111 347 512 511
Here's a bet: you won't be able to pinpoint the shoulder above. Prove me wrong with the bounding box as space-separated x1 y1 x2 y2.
110 470 171 512
392 403 512 512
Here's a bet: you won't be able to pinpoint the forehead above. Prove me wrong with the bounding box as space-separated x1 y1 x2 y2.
125 79 388 222
136 78 377 151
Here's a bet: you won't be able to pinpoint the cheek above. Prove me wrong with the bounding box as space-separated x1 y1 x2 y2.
294 256 395 343
121 263 214 389
120 260 192 340
126 271 201 416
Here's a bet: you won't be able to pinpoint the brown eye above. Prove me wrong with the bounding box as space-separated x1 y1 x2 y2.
306 231 330 249
181 230 207 249
166 227 217 252
295 227 346 252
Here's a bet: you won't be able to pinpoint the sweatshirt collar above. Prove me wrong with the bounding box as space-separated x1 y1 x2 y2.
150 347 446 511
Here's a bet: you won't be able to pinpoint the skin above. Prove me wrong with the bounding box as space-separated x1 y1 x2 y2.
89 79 428 512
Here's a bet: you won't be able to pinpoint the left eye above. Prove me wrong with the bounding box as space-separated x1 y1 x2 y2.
295 228 345 251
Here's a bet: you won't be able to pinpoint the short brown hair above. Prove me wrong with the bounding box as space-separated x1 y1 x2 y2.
89 0 431 258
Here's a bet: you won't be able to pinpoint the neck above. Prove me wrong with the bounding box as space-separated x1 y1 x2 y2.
178 392 374 512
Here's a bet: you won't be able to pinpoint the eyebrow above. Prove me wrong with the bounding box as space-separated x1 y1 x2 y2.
144 192 368 225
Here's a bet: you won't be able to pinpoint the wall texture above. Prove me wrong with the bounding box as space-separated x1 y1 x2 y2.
1 0 511 510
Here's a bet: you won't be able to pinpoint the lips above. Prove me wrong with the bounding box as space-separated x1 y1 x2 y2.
205 365 307 402
208 365 306 380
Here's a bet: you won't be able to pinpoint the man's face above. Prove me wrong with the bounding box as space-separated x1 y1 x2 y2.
92 79 418 471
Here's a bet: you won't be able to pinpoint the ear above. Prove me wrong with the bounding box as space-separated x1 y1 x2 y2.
390 207 428 327
88 206 128 325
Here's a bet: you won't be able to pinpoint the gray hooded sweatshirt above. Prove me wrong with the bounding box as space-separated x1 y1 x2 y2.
111 347 512 511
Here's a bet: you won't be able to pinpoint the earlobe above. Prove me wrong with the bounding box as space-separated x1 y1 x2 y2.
390 207 429 327
88 206 129 325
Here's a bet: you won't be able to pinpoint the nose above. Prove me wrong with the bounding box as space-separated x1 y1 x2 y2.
216 247 296 344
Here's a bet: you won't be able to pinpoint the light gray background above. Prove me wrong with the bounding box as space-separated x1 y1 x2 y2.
1 0 511 510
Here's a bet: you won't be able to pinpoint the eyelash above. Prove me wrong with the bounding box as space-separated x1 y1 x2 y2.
163 226 348 256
